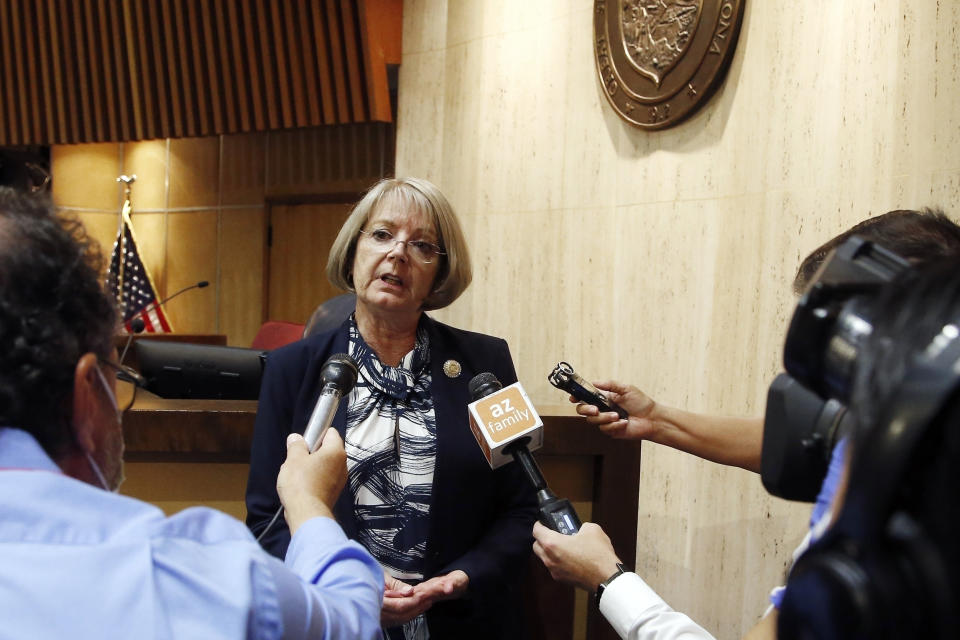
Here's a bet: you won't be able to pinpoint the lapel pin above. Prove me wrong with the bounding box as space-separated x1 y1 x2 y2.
443 359 462 378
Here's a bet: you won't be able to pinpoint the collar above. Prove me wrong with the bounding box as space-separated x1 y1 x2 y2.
348 315 431 402
0 427 63 473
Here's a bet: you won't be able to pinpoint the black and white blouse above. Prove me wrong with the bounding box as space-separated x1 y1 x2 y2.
345 317 437 582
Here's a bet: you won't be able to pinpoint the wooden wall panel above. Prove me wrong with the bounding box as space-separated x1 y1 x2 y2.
122 462 250 520
50 143 121 209
220 207 266 348
122 141 168 211
168 137 220 209
267 123 392 197
360 0 403 121
221 134 267 206
74 211 121 268
52 123 392 346
267 203 353 324
0 0 402 145
164 211 218 333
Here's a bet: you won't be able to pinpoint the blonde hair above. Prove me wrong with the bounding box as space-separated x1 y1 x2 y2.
326 177 472 311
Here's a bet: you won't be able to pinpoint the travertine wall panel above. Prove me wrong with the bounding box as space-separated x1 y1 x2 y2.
396 1 960 636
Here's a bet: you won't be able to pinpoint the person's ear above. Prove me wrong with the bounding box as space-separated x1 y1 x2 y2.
71 352 102 454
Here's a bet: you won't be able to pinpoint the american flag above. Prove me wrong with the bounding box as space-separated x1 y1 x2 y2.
106 201 172 333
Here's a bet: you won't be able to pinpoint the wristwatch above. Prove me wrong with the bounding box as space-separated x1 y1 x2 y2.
595 562 628 607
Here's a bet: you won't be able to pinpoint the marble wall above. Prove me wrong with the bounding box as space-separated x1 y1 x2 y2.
395 1 960 636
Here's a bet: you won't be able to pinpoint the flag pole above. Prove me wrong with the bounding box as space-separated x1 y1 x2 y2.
114 175 136 312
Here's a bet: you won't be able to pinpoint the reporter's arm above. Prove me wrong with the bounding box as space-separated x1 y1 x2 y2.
576 380 763 473
532 522 714 640
277 431 344 534
264 518 384 640
644 406 763 473
744 610 777 640
266 429 384 639
600 572 716 640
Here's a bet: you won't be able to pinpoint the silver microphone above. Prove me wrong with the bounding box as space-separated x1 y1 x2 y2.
255 352 359 545
302 353 359 451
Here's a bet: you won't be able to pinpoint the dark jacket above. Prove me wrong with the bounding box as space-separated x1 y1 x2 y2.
246 314 537 638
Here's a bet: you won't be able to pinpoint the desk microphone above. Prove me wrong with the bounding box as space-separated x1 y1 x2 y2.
256 353 359 543
130 280 210 327
468 372 581 535
119 317 146 365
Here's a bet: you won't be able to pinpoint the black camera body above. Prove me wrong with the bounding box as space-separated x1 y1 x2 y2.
760 237 910 501
769 236 960 638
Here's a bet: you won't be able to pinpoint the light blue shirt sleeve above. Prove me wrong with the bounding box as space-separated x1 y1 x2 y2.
769 437 849 610
261 517 384 640
0 429 384 640
809 437 847 530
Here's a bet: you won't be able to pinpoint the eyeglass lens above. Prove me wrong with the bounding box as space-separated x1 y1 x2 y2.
362 229 443 263
115 377 137 412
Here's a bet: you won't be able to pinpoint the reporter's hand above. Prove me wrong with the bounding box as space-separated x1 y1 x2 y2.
277 430 346 534
532 521 621 592
571 380 658 440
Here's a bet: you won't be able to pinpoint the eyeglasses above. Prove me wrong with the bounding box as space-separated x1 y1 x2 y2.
358 228 447 264
98 358 147 412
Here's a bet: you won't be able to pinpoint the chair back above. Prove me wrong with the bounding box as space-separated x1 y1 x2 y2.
251 320 305 350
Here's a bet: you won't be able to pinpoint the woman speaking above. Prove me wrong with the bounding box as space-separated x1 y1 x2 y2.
246 177 536 639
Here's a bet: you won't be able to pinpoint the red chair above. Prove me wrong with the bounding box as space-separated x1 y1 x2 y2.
251 321 305 351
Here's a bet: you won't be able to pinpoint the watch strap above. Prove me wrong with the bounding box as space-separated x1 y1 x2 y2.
595 562 628 607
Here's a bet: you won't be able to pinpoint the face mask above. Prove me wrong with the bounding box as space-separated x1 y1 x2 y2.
94 365 122 422
83 365 123 493
84 449 119 493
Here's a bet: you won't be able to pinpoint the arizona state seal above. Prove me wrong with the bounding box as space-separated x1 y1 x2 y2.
594 0 745 130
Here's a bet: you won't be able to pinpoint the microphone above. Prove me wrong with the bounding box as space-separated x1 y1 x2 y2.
302 353 359 452
468 372 581 535
130 280 210 326
256 353 359 544
118 318 147 365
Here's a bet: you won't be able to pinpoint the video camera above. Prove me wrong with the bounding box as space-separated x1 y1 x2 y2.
771 239 960 638
760 236 911 501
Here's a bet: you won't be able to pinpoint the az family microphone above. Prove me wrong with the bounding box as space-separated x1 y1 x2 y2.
257 353 359 543
468 372 581 535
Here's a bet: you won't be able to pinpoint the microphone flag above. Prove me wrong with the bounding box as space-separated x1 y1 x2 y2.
467 381 543 468
106 199 172 333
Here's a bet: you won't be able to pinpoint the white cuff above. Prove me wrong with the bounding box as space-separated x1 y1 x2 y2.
599 572 715 640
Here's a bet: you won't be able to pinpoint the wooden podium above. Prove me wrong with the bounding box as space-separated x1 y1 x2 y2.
124 395 641 640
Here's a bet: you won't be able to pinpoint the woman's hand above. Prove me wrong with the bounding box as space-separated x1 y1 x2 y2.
380 570 469 626
414 569 469 602
381 575 430 626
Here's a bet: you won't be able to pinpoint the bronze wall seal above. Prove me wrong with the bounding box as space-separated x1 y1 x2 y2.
594 0 745 130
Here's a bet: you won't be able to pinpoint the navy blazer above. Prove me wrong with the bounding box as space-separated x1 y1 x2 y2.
246 315 537 638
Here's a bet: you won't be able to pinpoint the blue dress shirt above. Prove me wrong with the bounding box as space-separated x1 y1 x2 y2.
0 427 383 640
